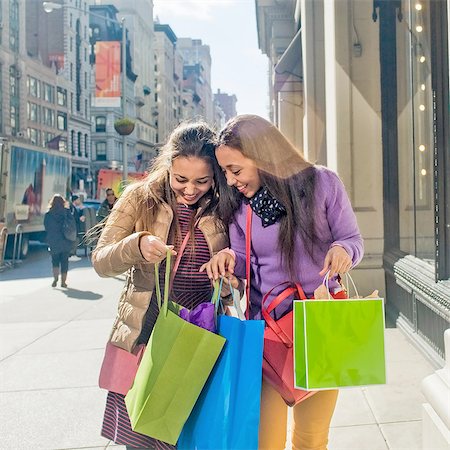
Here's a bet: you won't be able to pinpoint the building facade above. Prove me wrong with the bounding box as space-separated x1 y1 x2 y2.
88 4 138 188
214 89 237 122
90 0 157 173
177 38 214 124
154 23 183 143
255 0 450 366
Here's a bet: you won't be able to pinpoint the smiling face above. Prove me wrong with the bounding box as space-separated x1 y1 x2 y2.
215 145 261 198
170 156 214 205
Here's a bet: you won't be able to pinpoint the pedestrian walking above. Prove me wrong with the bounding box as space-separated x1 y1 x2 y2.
68 194 85 261
92 121 238 450
201 114 364 450
44 194 76 288
96 188 117 222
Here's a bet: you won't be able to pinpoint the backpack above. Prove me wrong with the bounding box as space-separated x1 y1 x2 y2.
63 212 77 242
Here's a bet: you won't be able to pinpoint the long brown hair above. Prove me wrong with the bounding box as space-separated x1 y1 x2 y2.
48 194 66 211
217 114 322 277
116 121 232 245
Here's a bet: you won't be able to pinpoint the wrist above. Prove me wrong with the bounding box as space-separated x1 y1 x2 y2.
217 247 236 260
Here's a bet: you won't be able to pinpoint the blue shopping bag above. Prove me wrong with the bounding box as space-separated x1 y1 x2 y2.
178 302 264 450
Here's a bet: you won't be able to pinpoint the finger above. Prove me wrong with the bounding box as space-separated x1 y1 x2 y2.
211 258 220 280
218 256 227 277
199 262 207 273
165 244 177 256
205 264 214 280
227 256 235 274
319 254 331 276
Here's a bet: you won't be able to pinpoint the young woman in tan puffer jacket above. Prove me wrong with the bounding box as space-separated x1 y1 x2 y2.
92 122 239 450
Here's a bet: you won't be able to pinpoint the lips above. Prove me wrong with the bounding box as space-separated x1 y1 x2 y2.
236 184 247 193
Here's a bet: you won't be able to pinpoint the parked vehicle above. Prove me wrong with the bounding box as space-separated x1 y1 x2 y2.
0 139 71 259
82 198 102 212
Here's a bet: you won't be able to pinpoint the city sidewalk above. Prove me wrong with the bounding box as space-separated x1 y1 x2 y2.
0 252 437 449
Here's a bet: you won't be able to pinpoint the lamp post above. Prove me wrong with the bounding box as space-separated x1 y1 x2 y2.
43 1 129 182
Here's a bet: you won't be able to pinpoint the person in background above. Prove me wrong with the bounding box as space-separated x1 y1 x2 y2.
44 194 76 288
96 188 117 222
92 122 238 450
69 194 85 262
201 114 364 450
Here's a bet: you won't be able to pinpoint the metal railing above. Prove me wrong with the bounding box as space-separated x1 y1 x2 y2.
0 226 7 269
11 224 23 266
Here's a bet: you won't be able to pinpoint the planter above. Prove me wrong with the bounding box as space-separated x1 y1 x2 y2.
114 119 135 136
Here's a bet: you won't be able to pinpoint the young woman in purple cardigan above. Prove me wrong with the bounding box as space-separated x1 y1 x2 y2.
201 114 364 450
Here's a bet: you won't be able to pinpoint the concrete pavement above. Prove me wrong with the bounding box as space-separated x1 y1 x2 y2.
0 245 437 449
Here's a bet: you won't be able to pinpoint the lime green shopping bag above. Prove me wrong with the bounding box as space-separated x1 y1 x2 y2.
294 297 386 390
125 253 226 445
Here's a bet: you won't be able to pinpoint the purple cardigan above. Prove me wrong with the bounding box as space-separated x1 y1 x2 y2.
230 166 364 320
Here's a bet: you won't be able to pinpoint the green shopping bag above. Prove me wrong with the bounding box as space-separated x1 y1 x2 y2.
294 295 386 390
125 252 226 445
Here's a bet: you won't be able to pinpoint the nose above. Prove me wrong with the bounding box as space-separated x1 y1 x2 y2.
225 171 236 187
184 183 196 195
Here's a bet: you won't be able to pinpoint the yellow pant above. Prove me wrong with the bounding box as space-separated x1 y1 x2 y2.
258 380 338 450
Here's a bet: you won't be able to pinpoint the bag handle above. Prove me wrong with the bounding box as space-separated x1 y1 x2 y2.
154 226 194 313
322 270 358 299
214 277 246 321
154 249 172 315
245 205 252 320
261 282 306 347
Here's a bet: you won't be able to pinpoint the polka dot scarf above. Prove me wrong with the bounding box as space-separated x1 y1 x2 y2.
248 186 286 227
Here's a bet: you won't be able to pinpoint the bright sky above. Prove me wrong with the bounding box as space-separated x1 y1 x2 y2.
153 0 269 119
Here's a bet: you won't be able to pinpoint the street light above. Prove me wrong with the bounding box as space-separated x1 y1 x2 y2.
43 2 129 182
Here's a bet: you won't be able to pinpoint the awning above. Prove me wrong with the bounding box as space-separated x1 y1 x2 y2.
274 28 303 91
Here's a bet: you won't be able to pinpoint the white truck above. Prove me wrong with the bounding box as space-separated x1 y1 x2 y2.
0 139 71 259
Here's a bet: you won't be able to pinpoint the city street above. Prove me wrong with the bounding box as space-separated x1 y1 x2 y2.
0 244 437 449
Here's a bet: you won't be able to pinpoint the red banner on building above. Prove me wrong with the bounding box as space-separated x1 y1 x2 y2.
94 41 121 107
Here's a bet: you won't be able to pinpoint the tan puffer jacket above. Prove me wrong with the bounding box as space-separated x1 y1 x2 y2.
92 184 229 352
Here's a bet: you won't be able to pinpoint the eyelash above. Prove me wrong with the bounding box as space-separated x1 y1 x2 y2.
176 179 209 185
232 170 241 176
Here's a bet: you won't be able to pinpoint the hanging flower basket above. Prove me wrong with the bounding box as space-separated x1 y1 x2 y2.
114 118 135 136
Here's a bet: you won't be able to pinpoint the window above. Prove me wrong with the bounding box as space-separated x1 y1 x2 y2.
57 112 67 131
71 130 75 155
9 0 19 52
27 76 40 98
43 83 55 103
95 116 106 132
43 132 55 147
43 107 55 127
397 0 435 260
9 65 19 135
27 102 40 123
27 128 40 146
96 141 107 160
84 133 89 158
77 131 82 156
57 87 67 106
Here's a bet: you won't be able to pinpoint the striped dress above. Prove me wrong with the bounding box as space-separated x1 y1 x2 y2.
101 203 214 450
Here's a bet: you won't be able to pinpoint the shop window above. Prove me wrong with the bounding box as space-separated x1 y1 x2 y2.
397 0 435 261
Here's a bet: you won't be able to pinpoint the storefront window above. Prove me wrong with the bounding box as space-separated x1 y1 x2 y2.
397 0 435 262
